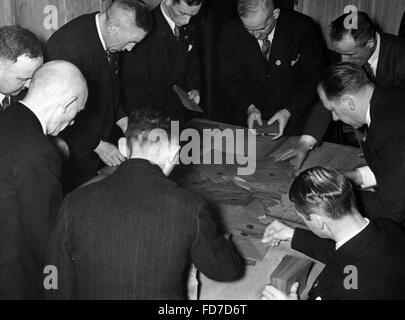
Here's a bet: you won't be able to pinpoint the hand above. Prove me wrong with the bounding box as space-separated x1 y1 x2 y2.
247 105 263 129
262 220 295 246
262 283 300 300
188 90 200 105
95 141 126 167
116 116 128 134
344 170 364 186
272 136 316 170
267 109 291 140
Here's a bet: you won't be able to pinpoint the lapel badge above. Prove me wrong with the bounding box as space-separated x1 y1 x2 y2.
276 60 282 66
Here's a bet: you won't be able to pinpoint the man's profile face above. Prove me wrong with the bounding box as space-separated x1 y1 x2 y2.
108 19 147 52
318 86 362 129
0 54 43 96
240 5 278 40
333 34 375 66
166 0 202 27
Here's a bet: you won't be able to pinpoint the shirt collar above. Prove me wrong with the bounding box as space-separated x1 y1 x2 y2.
95 13 107 51
161 2 177 34
336 218 370 250
366 103 371 127
19 101 47 135
258 23 277 45
368 32 381 75
0 92 5 104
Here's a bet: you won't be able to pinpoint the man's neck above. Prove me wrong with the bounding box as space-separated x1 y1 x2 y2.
329 211 369 244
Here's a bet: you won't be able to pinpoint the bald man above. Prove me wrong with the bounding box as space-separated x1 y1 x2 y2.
46 0 152 191
0 61 88 299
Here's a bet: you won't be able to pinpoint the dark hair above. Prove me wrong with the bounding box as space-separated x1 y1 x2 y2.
126 108 177 150
330 11 377 47
0 26 42 63
111 0 152 33
319 62 372 101
173 0 205 6
237 0 272 18
289 167 357 220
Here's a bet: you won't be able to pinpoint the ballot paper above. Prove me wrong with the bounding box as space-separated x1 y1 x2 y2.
252 122 279 137
173 85 204 113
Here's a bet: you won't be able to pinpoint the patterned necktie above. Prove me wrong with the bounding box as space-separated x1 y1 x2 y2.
261 38 272 60
106 50 119 75
174 25 180 41
1 96 10 111
363 62 376 83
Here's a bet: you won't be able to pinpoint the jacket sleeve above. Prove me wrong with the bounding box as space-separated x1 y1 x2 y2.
360 134 405 222
302 101 333 142
286 20 326 123
46 39 103 158
218 30 255 116
44 196 75 300
191 203 244 281
291 228 335 264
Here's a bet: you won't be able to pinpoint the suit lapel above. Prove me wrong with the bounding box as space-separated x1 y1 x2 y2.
375 34 388 83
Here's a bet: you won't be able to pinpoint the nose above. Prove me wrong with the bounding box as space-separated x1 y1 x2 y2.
183 16 191 25
24 79 32 88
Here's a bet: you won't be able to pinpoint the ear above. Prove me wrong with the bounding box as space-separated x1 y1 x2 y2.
341 95 356 111
366 38 376 49
107 21 120 35
310 214 325 230
61 96 78 113
273 8 281 19
165 0 173 6
118 137 129 158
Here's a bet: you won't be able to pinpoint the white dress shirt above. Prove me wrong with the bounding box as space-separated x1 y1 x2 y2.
0 93 6 108
161 2 177 35
367 32 381 77
257 25 276 51
95 13 107 51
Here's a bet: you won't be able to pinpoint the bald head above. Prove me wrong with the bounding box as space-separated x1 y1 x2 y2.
23 61 88 136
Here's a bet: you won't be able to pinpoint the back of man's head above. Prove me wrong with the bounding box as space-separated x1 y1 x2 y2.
237 0 273 18
0 25 42 63
319 62 372 102
107 0 152 33
330 11 377 47
289 167 357 220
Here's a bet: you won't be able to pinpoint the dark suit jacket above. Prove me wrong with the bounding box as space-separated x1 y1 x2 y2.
218 9 325 130
357 87 405 222
305 33 405 141
45 159 243 300
122 6 201 119
292 219 405 300
46 13 126 185
0 103 62 299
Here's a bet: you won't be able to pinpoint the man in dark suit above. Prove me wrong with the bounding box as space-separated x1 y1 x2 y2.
122 0 203 121
274 11 405 168
0 26 43 112
262 167 405 300
45 108 243 300
218 0 325 138
317 63 405 222
0 61 88 299
46 0 152 191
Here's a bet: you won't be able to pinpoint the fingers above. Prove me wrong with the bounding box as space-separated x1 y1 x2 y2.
247 112 262 129
275 149 296 162
290 282 300 295
262 285 286 300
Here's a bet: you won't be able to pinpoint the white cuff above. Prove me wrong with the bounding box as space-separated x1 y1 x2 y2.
300 135 317 150
356 166 377 189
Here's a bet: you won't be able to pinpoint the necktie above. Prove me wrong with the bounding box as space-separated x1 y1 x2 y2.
363 62 376 83
1 96 10 111
174 25 180 41
261 38 272 60
106 50 119 75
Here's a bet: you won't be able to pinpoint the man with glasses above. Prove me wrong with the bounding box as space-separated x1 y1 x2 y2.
218 0 325 138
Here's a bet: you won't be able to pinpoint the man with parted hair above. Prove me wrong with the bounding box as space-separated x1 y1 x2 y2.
275 11 405 169
218 0 325 137
47 0 152 192
315 62 405 223
262 167 405 300
122 0 203 121
0 61 88 299
0 25 43 111
45 107 243 300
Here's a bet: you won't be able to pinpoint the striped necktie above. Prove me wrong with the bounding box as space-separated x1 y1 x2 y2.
363 62 376 83
261 38 272 60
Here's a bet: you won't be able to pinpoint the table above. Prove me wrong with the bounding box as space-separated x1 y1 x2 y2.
85 118 366 300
